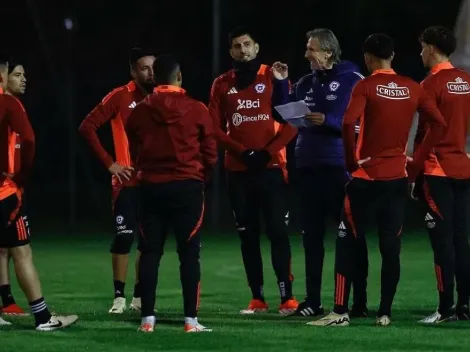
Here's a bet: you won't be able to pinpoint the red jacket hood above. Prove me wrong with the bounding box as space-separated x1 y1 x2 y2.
145 85 193 125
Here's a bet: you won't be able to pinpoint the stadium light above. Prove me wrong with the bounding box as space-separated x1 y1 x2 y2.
64 18 74 31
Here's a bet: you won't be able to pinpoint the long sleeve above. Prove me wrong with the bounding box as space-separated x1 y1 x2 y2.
272 78 292 106
6 97 35 187
197 103 218 169
79 90 121 168
413 87 447 165
342 81 367 173
323 76 362 133
265 123 297 154
208 79 247 154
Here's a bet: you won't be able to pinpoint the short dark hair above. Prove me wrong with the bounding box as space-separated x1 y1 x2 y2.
363 33 394 60
7 58 22 74
419 26 456 57
306 28 342 63
153 54 180 85
228 26 257 47
129 47 155 67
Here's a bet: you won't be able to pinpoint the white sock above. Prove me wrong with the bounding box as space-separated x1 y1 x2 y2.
185 317 198 325
141 316 156 325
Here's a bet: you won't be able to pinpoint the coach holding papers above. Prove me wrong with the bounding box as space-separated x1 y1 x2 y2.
273 28 368 317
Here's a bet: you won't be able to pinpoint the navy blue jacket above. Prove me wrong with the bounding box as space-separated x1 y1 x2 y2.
274 61 363 168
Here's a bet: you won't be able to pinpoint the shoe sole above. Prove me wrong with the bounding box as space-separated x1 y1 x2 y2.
419 316 457 324
306 321 350 327
240 309 268 315
36 316 79 331
2 312 30 316
279 309 297 316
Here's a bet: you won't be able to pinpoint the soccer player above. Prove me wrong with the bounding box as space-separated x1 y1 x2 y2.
272 28 368 318
208 26 299 315
413 26 470 323
125 55 217 333
0 55 78 330
309 33 447 327
79 48 155 314
0 60 28 316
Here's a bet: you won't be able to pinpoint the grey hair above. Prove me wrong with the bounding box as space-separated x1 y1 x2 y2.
306 28 342 63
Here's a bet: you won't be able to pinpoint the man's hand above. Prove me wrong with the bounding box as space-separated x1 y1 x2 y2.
272 62 288 80
405 156 422 183
305 112 325 125
108 163 134 183
241 149 272 172
408 182 419 201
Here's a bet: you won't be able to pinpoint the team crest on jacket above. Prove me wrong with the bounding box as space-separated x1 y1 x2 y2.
255 83 266 93
329 81 340 91
447 77 470 94
376 82 410 100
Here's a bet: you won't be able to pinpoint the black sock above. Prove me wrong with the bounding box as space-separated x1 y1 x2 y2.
29 297 52 326
133 283 141 298
250 285 265 301
0 284 16 307
279 281 293 304
114 280 125 298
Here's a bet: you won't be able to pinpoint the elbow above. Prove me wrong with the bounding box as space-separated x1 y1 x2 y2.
78 122 89 136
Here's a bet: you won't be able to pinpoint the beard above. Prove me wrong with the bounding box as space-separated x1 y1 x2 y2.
232 58 261 90
140 81 156 93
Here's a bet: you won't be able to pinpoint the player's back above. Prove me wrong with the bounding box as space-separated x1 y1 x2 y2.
355 70 424 180
129 85 216 183
421 64 470 178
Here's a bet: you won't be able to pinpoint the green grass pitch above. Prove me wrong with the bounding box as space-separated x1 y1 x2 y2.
2 231 470 351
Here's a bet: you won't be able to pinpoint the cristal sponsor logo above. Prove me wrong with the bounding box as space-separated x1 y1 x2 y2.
447 77 470 94
232 113 269 126
376 82 410 100
237 99 260 110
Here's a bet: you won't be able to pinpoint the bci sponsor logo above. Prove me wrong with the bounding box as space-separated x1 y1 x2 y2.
236 99 260 110
447 77 470 94
232 113 270 126
376 82 410 100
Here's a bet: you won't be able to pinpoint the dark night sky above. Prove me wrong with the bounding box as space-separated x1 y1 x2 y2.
2 0 464 229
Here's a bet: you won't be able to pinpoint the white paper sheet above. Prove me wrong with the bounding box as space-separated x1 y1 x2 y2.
274 101 311 128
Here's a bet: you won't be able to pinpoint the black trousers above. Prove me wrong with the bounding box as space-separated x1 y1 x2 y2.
334 177 407 317
419 175 470 312
226 168 293 301
297 166 368 309
137 179 205 318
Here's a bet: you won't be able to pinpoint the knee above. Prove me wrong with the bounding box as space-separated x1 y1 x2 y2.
110 232 134 254
238 228 258 245
177 240 200 261
267 228 290 245
9 244 32 263
379 236 401 256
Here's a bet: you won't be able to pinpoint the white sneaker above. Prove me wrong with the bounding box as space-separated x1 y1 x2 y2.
109 297 126 314
0 316 12 326
419 311 456 324
307 312 350 327
36 315 78 331
138 316 155 333
376 315 391 326
184 322 212 333
129 297 141 312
